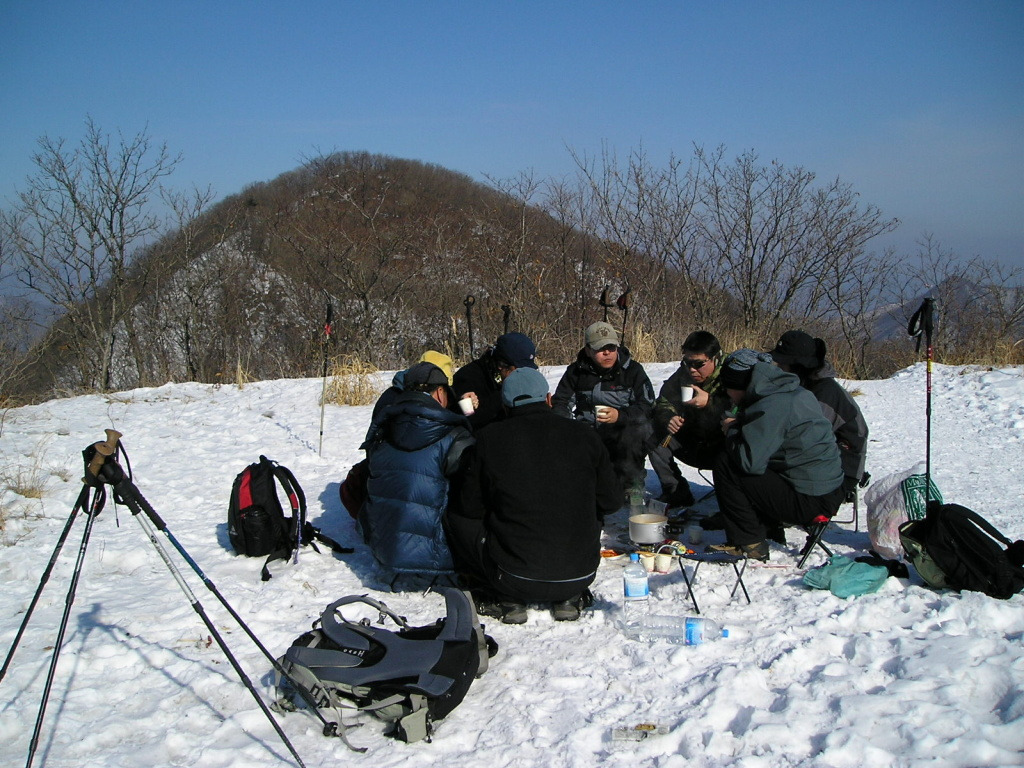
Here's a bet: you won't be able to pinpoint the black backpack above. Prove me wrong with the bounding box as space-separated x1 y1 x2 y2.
275 588 496 748
228 456 351 580
899 501 1024 599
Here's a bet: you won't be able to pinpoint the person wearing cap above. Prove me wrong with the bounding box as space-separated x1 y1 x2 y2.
446 368 621 624
452 332 538 431
649 330 732 507
705 349 845 561
359 361 474 577
770 330 869 498
360 350 457 449
551 321 657 503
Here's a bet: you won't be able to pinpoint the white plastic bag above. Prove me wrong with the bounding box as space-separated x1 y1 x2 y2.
864 462 942 560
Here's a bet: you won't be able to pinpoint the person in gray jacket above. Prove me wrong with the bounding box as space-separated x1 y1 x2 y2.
706 350 845 561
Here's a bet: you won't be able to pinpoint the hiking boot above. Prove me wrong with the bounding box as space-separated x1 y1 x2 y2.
705 540 770 562
473 599 505 620
767 524 787 545
500 602 528 625
699 512 726 530
551 596 583 622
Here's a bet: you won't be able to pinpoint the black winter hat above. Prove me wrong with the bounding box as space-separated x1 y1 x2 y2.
770 330 824 369
405 362 449 390
493 332 538 369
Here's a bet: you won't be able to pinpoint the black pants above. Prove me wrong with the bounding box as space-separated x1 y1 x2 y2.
442 512 594 604
599 418 651 492
713 452 845 547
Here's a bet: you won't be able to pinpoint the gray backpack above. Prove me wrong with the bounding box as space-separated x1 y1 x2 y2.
275 588 495 748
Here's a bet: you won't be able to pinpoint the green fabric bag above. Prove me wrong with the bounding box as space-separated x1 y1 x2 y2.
803 555 889 598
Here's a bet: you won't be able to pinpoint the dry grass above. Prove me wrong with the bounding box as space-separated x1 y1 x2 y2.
322 355 382 406
627 323 660 363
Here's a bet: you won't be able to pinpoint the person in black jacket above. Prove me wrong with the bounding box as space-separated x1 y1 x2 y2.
649 330 731 507
769 330 869 498
451 332 538 431
446 368 621 624
551 321 656 504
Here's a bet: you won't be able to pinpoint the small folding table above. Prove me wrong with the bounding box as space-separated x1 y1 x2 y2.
677 551 751 614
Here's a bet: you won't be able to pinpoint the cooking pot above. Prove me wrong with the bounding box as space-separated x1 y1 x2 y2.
628 513 668 545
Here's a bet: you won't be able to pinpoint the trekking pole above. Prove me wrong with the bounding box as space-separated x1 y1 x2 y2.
501 304 511 335
464 295 476 359
599 284 613 322
0 483 90 684
616 286 632 344
88 441 309 767
131 486 344 740
24 430 118 768
908 297 936 504
317 300 334 457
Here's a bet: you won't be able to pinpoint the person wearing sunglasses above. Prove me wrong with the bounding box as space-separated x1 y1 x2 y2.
649 331 732 507
551 321 657 505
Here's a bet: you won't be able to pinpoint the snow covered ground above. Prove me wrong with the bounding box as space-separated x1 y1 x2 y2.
1 362 1022 768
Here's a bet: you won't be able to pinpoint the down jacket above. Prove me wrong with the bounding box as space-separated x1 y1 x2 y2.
360 391 474 574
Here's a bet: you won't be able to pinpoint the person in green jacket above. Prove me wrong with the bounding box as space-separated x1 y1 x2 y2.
706 349 845 561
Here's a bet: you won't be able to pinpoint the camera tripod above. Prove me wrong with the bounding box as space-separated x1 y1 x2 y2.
1 430 347 767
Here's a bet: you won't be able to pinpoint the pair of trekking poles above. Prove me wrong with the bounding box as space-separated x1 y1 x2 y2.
0 430 352 768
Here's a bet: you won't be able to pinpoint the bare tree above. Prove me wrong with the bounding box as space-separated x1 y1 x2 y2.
0 118 181 390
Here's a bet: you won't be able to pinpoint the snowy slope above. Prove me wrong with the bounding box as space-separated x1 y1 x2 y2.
1 363 1022 768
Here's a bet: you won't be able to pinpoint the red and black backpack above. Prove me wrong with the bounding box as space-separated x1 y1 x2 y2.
228 456 350 580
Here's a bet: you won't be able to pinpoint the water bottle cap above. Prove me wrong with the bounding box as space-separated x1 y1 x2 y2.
722 628 730 638
629 553 640 562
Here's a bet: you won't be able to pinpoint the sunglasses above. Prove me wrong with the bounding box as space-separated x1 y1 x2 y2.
682 358 711 370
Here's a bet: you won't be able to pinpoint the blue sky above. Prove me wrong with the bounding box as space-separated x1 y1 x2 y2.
2 1 1021 266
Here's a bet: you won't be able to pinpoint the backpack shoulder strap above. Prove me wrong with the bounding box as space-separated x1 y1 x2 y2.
302 521 354 554
941 503 1012 547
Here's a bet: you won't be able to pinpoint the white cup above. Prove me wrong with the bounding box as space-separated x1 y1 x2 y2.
595 405 610 419
654 552 674 573
686 524 702 545
681 386 694 402
458 397 475 416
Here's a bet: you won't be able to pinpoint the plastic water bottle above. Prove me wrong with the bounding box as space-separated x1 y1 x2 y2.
622 615 730 645
622 553 650 624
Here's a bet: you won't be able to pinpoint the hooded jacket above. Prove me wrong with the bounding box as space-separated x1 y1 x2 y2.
726 362 844 497
551 346 655 429
804 362 869 487
361 390 474 574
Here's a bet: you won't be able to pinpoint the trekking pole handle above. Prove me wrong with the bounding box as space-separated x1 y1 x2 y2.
86 429 122 479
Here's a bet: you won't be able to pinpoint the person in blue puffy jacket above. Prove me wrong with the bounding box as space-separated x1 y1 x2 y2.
359 361 474 578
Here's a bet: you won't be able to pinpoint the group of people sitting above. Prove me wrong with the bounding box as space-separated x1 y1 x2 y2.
350 322 868 624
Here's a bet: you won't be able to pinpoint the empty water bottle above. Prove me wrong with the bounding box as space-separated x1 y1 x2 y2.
622 553 650 624
622 615 730 645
